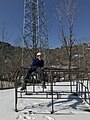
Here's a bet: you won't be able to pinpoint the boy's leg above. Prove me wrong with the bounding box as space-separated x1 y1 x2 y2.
21 66 36 90
36 67 46 88
24 67 35 79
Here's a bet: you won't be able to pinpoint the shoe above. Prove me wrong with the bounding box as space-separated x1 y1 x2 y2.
20 82 26 90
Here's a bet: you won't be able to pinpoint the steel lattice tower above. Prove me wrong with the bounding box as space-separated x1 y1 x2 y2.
22 0 49 66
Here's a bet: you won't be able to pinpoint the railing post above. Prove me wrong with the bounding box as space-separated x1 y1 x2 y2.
81 82 83 97
84 87 86 101
50 69 54 114
15 78 18 112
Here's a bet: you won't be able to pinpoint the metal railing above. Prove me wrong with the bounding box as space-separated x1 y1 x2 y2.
14 67 90 113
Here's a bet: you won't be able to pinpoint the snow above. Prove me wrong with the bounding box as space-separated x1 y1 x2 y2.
0 81 90 120
0 89 16 120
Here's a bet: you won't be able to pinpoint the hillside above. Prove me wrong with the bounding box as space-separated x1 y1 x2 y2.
0 41 90 85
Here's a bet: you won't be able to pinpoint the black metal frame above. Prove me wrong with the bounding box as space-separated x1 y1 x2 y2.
14 67 90 113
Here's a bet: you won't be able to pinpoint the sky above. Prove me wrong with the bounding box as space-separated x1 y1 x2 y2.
0 0 90 48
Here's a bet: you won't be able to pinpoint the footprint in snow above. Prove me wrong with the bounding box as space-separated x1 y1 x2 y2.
43 115 55 120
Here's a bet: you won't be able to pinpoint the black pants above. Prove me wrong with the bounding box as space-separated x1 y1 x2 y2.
24 66 45 82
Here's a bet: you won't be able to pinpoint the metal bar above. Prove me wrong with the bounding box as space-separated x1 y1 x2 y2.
17 96 90 99
17 90 90 94
50 70 54 114
25 84 77 86
15 79 18 112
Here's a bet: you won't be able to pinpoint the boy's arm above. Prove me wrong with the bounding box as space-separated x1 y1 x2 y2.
31 59 38 66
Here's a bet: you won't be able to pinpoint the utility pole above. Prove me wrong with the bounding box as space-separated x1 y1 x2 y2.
22 0 49 67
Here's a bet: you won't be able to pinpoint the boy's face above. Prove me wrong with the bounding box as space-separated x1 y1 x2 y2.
37 55 42 60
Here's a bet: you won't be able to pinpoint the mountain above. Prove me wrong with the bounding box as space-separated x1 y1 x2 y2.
0 41 90 88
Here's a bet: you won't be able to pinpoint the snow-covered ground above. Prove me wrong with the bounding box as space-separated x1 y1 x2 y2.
0 81 90 120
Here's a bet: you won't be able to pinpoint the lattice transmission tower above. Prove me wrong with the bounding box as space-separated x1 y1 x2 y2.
22 0 49 67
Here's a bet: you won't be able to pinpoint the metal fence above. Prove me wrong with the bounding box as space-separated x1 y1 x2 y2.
14 67 90 113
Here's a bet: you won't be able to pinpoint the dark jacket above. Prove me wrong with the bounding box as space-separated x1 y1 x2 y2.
31 58 44 68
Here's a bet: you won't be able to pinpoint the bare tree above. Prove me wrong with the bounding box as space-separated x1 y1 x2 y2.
54 0 79 91
0 23 10 88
